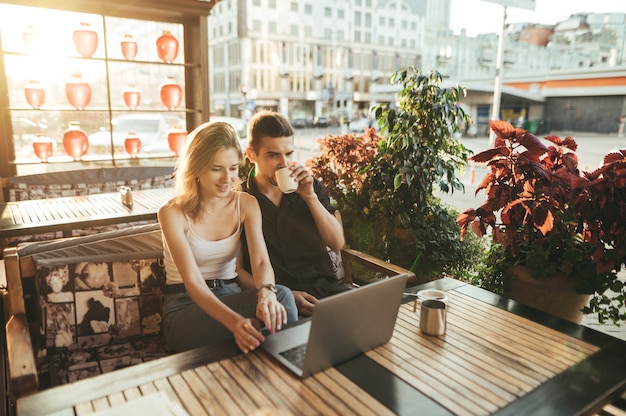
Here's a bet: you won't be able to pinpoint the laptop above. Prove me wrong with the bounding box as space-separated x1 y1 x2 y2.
260 273 408 378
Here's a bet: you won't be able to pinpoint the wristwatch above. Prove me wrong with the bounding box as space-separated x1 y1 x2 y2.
258 283 277 294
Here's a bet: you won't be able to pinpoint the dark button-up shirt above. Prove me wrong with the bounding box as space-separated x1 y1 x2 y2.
242 169 337 293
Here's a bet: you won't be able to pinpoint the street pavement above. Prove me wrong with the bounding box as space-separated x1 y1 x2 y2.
296 126 626 339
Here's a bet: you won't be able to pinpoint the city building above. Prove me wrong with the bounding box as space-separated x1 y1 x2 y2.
208 0 626 133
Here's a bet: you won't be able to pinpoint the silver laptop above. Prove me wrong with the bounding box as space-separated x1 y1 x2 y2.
260 274 408 378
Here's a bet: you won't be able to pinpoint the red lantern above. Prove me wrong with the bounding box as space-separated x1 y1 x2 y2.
156 30 178 63
22 25 43 53
122 85 141 110
124 132 141 158
120 34 137 60
32 135 53 163
65 73 92 110
160 77 182 111
167 129 188 155
24 80 45 109
72 22 98 58
63 123 89 161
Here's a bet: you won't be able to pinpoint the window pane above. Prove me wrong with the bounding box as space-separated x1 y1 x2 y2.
1 4 188 168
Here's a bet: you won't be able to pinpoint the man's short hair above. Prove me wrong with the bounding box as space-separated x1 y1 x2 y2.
247 110 294 151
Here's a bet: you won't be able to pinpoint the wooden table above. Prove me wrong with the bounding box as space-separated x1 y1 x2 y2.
0 188 174 240
15 279 626 416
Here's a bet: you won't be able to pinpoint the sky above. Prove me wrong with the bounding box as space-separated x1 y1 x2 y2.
450 0 626 37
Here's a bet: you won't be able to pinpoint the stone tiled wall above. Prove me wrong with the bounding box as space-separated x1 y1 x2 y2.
8 167 174 202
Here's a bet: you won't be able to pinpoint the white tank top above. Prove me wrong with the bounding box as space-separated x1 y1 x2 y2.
163 192 242 285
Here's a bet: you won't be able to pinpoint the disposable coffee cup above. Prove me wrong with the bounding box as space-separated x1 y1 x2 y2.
419 299 447 336
276 167 298 194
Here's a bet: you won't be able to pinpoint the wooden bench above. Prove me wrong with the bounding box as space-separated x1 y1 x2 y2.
3 221 414 399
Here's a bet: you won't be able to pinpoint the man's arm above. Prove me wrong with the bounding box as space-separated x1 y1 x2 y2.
301 189 345 251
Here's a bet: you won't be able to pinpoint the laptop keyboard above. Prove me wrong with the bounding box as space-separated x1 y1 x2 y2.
279 344 307 370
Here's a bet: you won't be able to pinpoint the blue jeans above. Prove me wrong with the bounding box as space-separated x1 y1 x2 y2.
162 282 298 353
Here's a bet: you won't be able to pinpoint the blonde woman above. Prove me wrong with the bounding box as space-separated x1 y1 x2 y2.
159 121 297 353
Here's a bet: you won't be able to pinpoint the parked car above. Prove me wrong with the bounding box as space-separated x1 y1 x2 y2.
291 118 307 129
313 116 329 128
12 117 40 143
348 117 380 132
209 116 248 151
89 114 184 153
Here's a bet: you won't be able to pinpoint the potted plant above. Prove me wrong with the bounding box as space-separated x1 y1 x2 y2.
310 67 486 282
456 120 626 324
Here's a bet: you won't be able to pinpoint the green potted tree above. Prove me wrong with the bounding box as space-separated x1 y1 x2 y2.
310 67 485 282
457 120 626 324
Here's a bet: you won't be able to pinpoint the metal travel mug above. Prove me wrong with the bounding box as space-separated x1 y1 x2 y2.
419 299 447 336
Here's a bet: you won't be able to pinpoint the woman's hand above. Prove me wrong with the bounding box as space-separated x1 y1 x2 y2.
234 318 264 354
256 289 287 334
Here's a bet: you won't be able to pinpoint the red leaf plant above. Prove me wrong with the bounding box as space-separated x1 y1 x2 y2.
457 120 626 324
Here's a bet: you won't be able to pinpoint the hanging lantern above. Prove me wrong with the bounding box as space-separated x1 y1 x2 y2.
160 77 182 111
156 30 178 63
120 34 138 60
124 132 141 158
32 135 54 163
167 129 188 155
65 73 92 110
122 85 141 110
63 123 89 161
72 22 98 58
24 80 45 109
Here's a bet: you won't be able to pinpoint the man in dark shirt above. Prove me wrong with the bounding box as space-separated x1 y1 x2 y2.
240 111 348 316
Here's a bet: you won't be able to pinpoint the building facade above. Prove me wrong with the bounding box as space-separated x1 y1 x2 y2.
209 0 626 133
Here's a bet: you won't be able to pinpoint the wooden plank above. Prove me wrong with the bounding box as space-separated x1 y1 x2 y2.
152 377 184 409
90 396 111 411
389 320 516 405
252 351 339 414
314 368 394 416
138 381 158 395
227 355 306 415
168 372 208 416
219 356 291 412
393 309 536 393
9 204 24 224
182 367 228 416
74 401 95 415
366 347 471 416
451 292 597 356
107 391 127 406
241 353 321 415
122 387 143 401
210 360 265 414
445 304 589 375
195 363 243 415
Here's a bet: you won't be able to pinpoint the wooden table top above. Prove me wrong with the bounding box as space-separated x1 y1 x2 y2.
15 279 626 416
0 188 174 238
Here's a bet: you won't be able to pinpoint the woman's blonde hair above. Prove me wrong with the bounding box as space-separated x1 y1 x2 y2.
172 121 243 220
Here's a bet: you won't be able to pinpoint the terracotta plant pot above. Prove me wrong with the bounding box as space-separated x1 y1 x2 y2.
167 129 188 155
24 80 45 109
32 136 53 162
507 265 591 324
124 133 141 158
120 34 138 60
66 74 92 110
122 85 141 110
160 77 182 110
156 30 178 63
63 124 89 161
72 22 98 58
